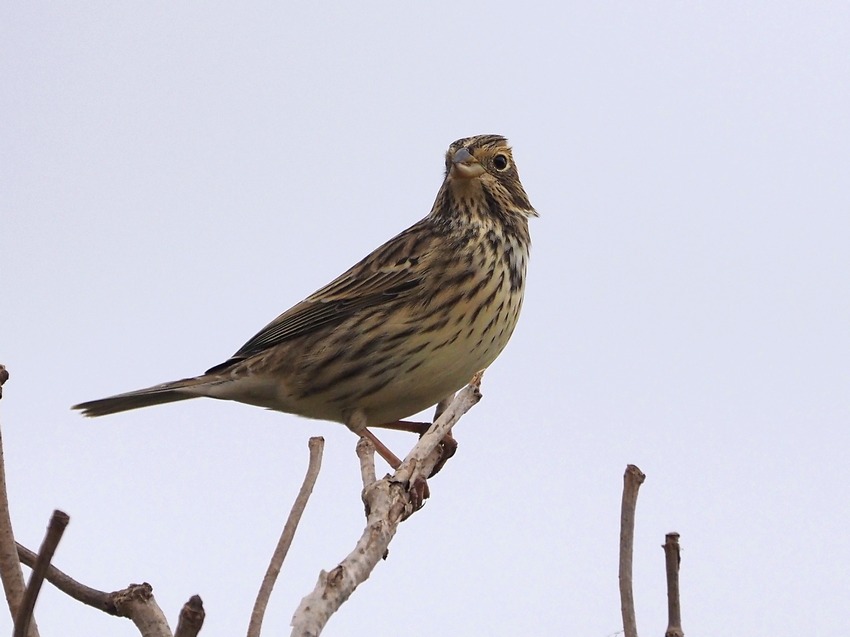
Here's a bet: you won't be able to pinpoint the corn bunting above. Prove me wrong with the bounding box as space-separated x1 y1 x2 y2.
74 135 537 469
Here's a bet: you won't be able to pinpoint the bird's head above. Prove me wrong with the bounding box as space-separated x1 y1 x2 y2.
440 135 538 221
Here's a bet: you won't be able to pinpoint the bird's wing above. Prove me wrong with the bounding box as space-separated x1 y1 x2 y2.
206 221 435 372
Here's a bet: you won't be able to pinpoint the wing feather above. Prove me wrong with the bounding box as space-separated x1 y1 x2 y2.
206 221 434 373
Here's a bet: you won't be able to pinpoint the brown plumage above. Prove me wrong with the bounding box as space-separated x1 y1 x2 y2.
73 135 537 467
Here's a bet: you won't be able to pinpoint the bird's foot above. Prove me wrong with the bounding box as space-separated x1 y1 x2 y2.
372 420 459 477
428 432 458 477
407 476 430 513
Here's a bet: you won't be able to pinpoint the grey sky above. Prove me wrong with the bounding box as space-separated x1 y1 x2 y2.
2 2 849 635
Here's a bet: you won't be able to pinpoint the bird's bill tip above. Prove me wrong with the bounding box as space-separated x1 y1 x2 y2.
452 147 474 164
450 148 485 179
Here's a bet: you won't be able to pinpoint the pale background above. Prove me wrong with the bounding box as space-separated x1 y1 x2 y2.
2 3 849 635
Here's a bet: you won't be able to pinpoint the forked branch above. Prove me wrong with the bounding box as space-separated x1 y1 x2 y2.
289 372 484 637
17 542 202 635
18 544 204 637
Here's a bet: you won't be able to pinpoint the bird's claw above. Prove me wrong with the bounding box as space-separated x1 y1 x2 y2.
427 434 458 477
407 477 430 513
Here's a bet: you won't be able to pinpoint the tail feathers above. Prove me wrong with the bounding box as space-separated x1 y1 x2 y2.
72 376 214 417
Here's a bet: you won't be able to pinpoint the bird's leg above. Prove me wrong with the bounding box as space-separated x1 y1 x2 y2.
371 420 430 434
345 410 402 469
361 429 403 470
373 396 459 477
347 410 429 507
371 392 456 435
373 420 458 463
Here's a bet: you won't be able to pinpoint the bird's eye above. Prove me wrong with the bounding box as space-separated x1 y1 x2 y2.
493 154 509 171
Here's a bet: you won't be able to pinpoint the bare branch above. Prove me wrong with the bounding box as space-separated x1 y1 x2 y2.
14 510 69 637
17 543 118 613
290 373 483 637
175 594 205 637
663 532 684 637
0 364 8 400
20 541 199 636
0 365 38 637
248 437 325 637
433 392 455 421
113 583 172 637
619 464 645 637
356 438 377 490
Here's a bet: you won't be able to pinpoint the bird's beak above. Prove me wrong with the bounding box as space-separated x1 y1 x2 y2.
450 147 485 179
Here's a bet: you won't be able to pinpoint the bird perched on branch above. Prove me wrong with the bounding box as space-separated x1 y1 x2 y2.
74 134 537 470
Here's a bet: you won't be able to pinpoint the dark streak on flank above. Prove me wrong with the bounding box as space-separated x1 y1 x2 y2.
431 329 462 352
300 360 374 399
353 375 396 401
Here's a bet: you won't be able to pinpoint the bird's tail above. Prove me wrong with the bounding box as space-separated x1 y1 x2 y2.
72 376 218 417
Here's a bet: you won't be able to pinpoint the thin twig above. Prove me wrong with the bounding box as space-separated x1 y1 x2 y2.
663 532 684 637
0 365 38 637
17 543 118 613
247 436 325 637
175 594 205 637
619 464 645 637
290 374 483 637
14 510 70 637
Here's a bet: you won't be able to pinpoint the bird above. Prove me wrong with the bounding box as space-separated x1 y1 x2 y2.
73 134 537 471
